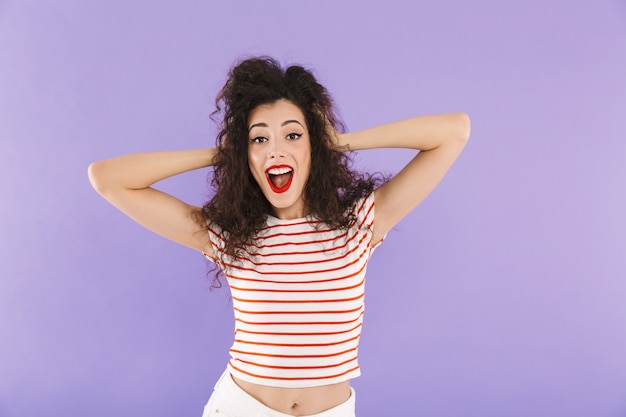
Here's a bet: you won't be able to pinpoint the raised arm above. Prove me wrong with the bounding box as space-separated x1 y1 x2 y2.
338 113 470 243
87 148 218 257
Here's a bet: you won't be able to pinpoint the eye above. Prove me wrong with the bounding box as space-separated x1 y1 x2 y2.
250 136 267 143
286 133 302 140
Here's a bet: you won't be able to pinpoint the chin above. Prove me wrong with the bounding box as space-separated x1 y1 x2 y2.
265 192 305 217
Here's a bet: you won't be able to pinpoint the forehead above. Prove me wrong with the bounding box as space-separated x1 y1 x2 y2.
248 99 306 127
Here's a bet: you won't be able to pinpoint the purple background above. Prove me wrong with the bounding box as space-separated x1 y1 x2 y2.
2 1 626 416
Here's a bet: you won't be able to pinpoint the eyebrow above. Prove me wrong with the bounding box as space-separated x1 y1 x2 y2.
248 120 304 132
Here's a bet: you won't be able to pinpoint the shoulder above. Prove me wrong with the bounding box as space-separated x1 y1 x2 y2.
350 192 376 227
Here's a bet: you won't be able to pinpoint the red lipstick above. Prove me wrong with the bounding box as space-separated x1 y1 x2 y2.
265 164 294 194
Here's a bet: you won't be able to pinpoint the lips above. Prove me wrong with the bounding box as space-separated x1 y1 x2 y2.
265 164 294 194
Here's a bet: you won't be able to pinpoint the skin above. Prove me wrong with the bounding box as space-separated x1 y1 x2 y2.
88 98 470 415
247 100 311 220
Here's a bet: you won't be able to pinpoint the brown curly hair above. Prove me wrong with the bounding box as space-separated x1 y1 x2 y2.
202 56 384 272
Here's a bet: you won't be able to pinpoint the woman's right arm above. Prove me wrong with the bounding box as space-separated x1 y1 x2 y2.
87 148 218 257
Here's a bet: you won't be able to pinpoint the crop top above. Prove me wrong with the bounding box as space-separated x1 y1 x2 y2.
204 192 382 388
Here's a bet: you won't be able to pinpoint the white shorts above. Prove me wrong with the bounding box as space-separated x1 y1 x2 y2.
202 370 356 417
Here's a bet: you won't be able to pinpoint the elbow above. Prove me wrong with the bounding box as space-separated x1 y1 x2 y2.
87 161 110 195
455 112 471 143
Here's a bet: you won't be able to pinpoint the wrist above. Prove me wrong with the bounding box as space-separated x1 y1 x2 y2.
335 133 351 151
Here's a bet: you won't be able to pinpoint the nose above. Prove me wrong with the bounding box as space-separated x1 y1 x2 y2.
267 140 286 159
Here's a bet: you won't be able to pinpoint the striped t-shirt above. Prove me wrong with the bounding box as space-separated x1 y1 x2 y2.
205 192 381 388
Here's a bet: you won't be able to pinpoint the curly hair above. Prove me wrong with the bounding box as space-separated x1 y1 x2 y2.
202 56 384 271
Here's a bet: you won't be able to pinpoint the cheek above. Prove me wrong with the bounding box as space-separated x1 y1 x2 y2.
247 153 265 183
247 150 260 171
303 149 312 173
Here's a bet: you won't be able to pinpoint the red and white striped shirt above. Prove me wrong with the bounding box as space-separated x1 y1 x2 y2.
205 193 381 388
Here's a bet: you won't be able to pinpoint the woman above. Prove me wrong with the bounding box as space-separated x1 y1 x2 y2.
88 57 470 417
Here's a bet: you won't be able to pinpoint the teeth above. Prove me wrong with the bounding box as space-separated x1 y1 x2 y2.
268 167 293 175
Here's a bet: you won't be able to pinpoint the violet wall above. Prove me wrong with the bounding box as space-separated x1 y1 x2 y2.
1 1 625 416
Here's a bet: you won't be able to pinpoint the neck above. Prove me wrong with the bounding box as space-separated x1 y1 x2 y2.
272 202 307 220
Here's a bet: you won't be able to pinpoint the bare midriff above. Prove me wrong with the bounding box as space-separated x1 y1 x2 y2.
232 375 352 416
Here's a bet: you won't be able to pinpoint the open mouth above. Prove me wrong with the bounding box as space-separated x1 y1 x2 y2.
265 165 294 194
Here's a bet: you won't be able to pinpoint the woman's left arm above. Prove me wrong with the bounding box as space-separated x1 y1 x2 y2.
338 113 471 243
